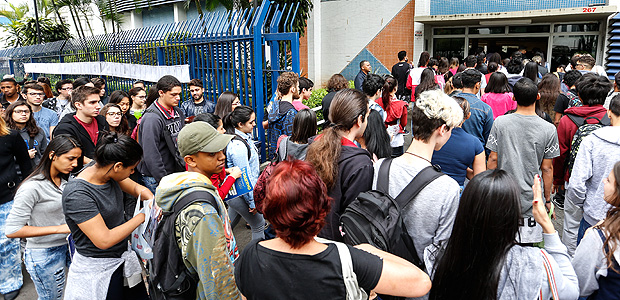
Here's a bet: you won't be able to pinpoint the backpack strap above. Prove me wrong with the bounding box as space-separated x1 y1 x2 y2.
375 158 394 194
596 228 610 253
541 249 560 300
393 165 444 209
233 134 252 161
170 190 221 218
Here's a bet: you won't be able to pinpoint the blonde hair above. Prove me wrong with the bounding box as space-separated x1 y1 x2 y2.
415 89 463 128
0 115 10 136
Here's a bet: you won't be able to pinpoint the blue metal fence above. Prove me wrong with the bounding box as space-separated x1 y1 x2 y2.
0 0 300 160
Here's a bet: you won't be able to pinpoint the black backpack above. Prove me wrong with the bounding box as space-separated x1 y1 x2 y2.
148 190 221 300
340 158 443 270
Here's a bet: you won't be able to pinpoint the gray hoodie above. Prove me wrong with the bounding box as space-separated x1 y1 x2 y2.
573 227 620 297
566 126 620 226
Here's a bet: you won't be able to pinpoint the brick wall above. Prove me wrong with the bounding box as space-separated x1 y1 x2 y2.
367 0 415 72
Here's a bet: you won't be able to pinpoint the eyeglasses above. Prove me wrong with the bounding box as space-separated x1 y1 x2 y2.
13 109 30 115
60 87 73 91
27 92 45 97
107 112 123 117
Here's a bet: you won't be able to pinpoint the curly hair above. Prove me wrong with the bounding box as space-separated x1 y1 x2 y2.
326 74 348 92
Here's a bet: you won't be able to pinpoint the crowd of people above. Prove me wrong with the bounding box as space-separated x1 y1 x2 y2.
0 46 619 300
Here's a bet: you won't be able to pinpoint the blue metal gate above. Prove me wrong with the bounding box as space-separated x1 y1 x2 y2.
0 0 300 160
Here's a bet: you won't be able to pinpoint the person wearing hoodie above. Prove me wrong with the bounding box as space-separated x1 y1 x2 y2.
53 85 107 165
429 171 579 300
156 121 241 300
565 95 620 254
553 73 611 213
572 161 620 299
306 89 373 241
375 89 462 268
267 72 299 159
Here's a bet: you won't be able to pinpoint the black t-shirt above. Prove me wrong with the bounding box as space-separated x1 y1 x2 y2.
392 62 411 96
235 239 383 300
321 91 338 126
554 89 577 114
63 178 127 258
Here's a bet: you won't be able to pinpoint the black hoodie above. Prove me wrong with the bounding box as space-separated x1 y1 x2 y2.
53 113 107 160
318 145 374 241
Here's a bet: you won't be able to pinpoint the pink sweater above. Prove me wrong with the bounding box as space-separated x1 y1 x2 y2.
481 92 516 119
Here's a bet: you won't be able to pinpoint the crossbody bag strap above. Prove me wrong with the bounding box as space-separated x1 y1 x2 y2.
541 249 560 300
314 237 368 300
393 166 444 209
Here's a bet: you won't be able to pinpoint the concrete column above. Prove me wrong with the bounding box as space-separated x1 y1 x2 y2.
173 3 187 23
310 0 322 86
130 10 143 29
413 0 430 62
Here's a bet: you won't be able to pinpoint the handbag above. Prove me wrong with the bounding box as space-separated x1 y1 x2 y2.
131 196 154 260
316 237 369 300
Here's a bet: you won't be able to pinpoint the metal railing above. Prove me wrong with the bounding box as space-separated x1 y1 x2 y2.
0 0 300 160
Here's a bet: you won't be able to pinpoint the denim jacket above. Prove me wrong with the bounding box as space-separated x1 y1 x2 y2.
459 92 494 149
226 129 260 208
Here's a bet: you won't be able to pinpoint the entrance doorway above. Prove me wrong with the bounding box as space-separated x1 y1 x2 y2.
468 37 549 60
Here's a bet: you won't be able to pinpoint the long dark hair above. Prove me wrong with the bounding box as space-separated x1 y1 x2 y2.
415 68 439 99
598 161 620 272
23 134 81 184
523 61 540 83
215 91 239 119
381 76 398 113
538 73 561 116
363 110 392 159
306 89 368 189
418 51 430 68
484 72 511 94
100 103 130 136
4 100 40 137
430 169 521 300
223 105 254 134
109 90 132 115
94 132 143 167
291 108 316 144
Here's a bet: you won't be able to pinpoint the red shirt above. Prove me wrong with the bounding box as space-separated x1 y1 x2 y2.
210 169 237 199
74 116 99 145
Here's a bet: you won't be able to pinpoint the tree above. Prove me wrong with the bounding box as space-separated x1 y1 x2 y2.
1 17 71 47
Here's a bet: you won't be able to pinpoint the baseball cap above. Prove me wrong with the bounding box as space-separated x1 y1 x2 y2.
178 121 234 157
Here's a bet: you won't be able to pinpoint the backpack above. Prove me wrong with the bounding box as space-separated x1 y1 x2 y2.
148 190 221 300
566 91 582 108
340 158 443 269
565 114 610 175
253 136 288 213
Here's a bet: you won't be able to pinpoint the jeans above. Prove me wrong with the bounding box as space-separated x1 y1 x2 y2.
141 176 158 195
577 218 592 246
0 201 23 294
227 197 265 240
24 244 71 300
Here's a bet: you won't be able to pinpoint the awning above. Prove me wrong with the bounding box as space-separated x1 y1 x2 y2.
415 6 617 26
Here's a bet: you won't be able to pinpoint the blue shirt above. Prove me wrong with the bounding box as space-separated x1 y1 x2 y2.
432 127 484 186
459 93 494 149
33 107 59 141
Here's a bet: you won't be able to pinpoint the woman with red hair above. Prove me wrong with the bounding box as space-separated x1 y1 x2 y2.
234 160 431 299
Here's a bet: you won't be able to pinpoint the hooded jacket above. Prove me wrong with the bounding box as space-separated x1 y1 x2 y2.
573 227 620 298
53 113 107 160
553 105 608 185
566 126 620 225
318 144 373 241
267 99 297 159
156 172 240 299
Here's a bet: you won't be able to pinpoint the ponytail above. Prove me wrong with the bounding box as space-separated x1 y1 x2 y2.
95 131 143 167
381 76 397 113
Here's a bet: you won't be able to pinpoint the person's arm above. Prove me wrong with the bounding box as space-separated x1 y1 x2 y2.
532 176 579 299
487 151 498 170
139 115 167 182
482 109 494 145
406 71 413 90
227 141 254 208
399 104 408 132
541 158 554 206
218 167 241 199
355 244 431 298
5 183 70 238
77 213 145 250
184 210 241 299
553 117 571 187
118 177 154 200
554 113 562 127
470 152 486 179
572 228 606 297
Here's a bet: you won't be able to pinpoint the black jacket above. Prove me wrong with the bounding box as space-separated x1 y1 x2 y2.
318 145 374 241
0 130 33 204
53 113 107 160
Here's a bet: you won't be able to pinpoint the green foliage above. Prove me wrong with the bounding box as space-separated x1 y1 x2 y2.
348 80 354 89
1 17 71 47
303 87 327 121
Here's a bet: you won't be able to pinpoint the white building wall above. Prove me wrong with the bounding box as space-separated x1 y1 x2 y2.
306 0 409 86
413 0 430 66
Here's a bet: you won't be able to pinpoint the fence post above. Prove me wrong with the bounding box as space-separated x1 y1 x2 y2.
30 57 38 81
8 59 14 75
252 1 270 160
156 47 165 66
